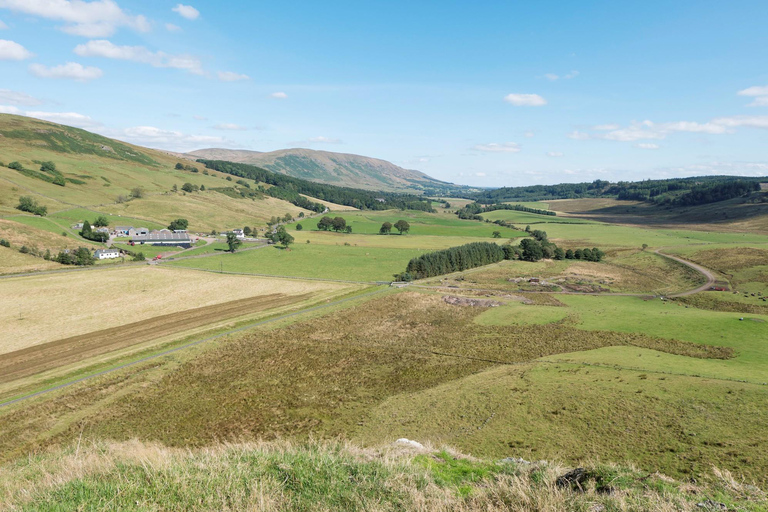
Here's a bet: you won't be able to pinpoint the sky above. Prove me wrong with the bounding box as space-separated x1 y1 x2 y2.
0 0 767 188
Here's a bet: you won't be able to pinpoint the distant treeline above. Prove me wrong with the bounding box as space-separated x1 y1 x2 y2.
197 160 436 212
401 242 505 280
462 176 766 206
456 202 556 220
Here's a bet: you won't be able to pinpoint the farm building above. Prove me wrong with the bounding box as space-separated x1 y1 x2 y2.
128 227 149 237
114 226 132 235
72 222 84 230
94 249 120 260
231 229 245 239
95 227 110 234
132 231 191 248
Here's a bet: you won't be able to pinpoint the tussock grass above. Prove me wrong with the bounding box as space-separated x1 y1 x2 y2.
1 439 764 511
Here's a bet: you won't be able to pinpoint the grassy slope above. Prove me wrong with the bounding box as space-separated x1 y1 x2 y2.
0 114 309 235
2 440 764 512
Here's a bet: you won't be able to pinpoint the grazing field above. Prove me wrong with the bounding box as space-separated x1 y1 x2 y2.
287 209 524 238
293 230 508 250
166 244 428 281
0 218 99 252
0 292 759 483
0 246 62 274
665 245 768 293
96 191 312 233
50 208 166 231
0 266 357 353
0 293 312 384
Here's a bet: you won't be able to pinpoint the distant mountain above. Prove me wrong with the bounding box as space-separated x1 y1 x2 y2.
185 148 451 192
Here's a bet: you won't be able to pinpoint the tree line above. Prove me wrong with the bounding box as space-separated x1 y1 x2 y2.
455 202 556 220
197 159 436 212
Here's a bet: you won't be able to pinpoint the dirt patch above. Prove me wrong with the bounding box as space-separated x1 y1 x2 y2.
0 293 311 384
442 295 501 307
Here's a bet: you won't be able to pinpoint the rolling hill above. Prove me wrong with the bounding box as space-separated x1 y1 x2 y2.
186 147 452 192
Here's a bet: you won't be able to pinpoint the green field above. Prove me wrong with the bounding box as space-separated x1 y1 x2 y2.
288 210 524 238
166 243 425 281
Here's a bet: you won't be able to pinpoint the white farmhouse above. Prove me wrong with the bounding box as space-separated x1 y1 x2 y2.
94 249 121 260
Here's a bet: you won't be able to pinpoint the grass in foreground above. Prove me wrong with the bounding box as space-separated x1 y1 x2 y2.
1 439 764 511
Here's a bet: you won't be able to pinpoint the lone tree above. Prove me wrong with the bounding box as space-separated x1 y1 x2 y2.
243 226 252 236
93 215 109 228
296 223 303 231
492 231 501 238
226 232 242 253
394 220 410 235
168 218 189 231
379 222 392 235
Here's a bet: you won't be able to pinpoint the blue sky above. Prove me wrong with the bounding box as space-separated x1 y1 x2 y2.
0 0 767 187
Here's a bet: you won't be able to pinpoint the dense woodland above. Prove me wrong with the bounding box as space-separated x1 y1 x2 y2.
464 176 765 206
197 160 436 212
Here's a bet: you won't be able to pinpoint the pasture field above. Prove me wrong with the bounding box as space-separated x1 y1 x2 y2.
0 265 357 354
288 209 524 238
665 245 768 293
103 191 311 232
50 207 166 231
291 230 508 250
1 292 763 483
0 218 99 252
166 243 429 281
0 246 62 274
110 242 183 258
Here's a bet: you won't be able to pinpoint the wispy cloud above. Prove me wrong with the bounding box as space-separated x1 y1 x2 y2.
472 142 521 153
566 130 590 140
738 85 768 107
74 39 204 75
29 62 102 81
0 89 42 105
165 23 181 32
546 151 564 157
115 125 229 152
172 3 199 20
543 70 579 81
635 143 660 150
213 123 247 131
270 92 287 99
0 0 150 37
0 19 7 29
25 110 101 128
217 71 249 82
503 93 547 106
572 119 737 142
0 39 33 60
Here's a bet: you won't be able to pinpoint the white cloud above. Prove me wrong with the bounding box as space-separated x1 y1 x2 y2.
26 110 101 128
172 3 199 20
712 115 768 130
0 89 42 106
635 143 659 150
523 130 535 138
747 97 768 107
117 125 227 151
213 123 246 131
579 120 730 142
566 130 590 140
74 39 204 75
193 115 207 121
0 0 150 37
594 124 619 131
472 142 521 153
217 71 249 82
270 91 287 99
0 105 20 113
29 62 102 81
544 73 559 81
165 23 181 32
503 93 547 106
738 85 768 97
663 121 727 134
475 172 486 177
0 19 7 29
0 39 33 60
546 151 564 157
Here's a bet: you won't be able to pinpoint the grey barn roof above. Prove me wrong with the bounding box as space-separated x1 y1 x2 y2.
132 232 191 242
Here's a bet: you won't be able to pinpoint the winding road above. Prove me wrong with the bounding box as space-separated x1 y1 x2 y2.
654 250 718 297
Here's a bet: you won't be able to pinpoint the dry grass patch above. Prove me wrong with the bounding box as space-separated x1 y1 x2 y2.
0 266 356 353
0 247 62 274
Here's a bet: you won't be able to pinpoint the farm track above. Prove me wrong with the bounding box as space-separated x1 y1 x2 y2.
654 249 717 297
0 293 311 384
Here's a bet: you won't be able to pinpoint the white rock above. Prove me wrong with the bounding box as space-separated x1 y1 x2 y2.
395 438 424 449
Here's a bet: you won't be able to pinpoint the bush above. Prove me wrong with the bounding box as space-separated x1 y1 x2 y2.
132 252 146 261
0 239 10 248
16 196 47 216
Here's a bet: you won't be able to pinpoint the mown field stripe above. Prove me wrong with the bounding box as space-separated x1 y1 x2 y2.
0 287 388 410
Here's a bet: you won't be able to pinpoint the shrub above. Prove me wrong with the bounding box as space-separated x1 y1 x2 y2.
0 239 10 247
